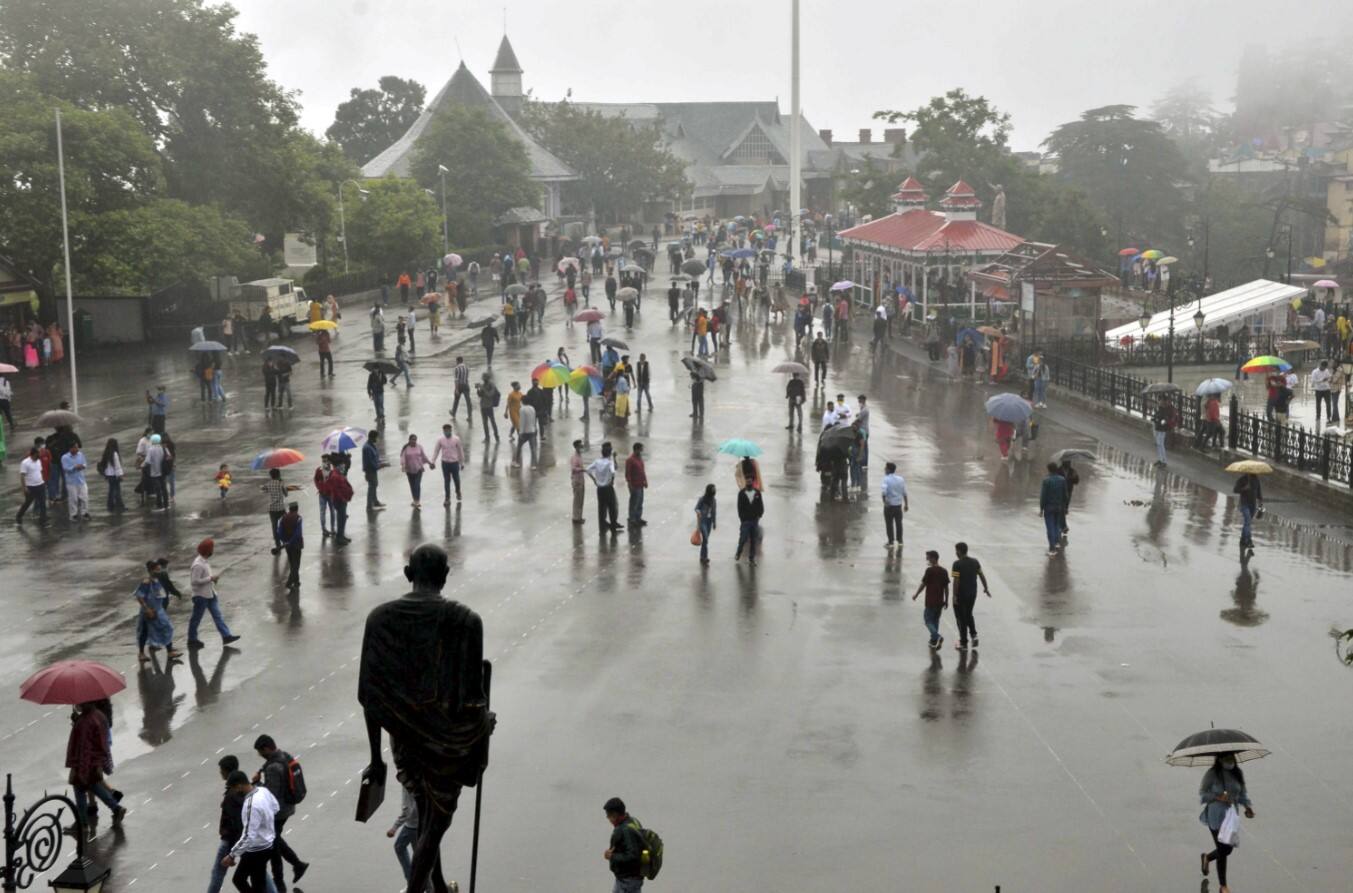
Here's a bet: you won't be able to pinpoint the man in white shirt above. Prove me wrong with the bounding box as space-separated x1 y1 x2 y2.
188 538 239 649
16 446 48 525
221 771 278 892
1311 359 1334 422
880 462 909 548
0 374 12 428
514 403 538 467
405 307 418 354
586 441 622 532
821 401 837 429
60 443 90 520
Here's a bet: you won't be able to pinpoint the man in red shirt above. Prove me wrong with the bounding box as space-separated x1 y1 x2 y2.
912 550 949 650
624 443 647 527
1265 373 1284 420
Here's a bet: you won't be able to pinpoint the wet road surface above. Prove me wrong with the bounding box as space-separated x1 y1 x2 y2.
2 280 1351 892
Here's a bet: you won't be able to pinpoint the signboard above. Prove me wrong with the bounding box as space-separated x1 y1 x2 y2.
283 233 317 268
1020 281 1036 313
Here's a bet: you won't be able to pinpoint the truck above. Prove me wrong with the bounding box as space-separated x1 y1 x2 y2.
229 278 309 330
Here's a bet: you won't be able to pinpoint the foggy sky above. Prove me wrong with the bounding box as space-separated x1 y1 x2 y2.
233 0 1352 152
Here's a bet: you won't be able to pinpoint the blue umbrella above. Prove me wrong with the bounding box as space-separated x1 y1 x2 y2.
717 438 763 458
956 327 984 346
321 427 367 453
985 393 1034 423
722 248 757 259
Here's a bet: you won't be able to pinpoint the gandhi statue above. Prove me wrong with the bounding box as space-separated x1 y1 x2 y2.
359 544 494 893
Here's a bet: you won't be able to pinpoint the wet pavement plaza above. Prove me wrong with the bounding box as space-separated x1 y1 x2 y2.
1 282 1351 892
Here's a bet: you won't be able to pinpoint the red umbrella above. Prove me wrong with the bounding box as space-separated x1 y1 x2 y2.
21 660 126 705
574 309 604 323
1118 247 1140 257
251 448 305 471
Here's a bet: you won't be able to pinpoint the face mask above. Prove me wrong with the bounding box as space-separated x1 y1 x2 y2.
1221 759 1236 771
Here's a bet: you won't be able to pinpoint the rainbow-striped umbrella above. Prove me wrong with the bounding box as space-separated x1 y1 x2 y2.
250 448 305 471
568 365 604 397
534 362 571 389
1239 355 1291 374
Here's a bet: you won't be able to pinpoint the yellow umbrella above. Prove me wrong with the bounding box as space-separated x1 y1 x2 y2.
1225 460 1273 475
1157 256 1180 265
308 320 338 332
1304 256 1326 268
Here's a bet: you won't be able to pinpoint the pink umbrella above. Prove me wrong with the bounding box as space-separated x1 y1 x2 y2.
0 363 19 374
21 660 126 705
574 308 604 323
1314 279 1338 288
557 257 581 273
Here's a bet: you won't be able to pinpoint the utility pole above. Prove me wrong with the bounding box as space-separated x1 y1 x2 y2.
438 164 450 256
55 109 78 413
787 0 801 270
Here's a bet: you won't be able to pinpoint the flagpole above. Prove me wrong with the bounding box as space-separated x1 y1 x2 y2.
55 108 78 413
788 0 801 269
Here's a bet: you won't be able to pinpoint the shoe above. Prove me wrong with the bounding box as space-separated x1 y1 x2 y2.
885 541 894 548
322 530 330 538
956 641 968 650
371 504 386 512
1047 549 1059 557
271 547 281 556
222 635 241 645
572 519 585 525
335 537 351 546
636 520 647 527
187 639 205 649
293 862 310 882
374 501 386 508
1201 853 1209 877
112 806 126 827
456 493 462 502
444 499 450 507
971 637 979 649
611 524 625 532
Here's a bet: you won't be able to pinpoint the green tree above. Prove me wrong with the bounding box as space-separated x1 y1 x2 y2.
410 104 538 245
838 158 902 219
326 76 426 166
1043 105 1189 249
1004 168 1108 259
874 89 1014 201
346 178 441 275
519 100 688 221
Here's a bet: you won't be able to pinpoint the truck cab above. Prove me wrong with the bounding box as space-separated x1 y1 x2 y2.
230 278 308 330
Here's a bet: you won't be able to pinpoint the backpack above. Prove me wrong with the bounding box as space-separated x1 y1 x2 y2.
627 818 663 880
277 752 307 804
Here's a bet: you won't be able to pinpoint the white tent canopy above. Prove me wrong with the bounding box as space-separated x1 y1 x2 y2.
1106 279 1306 341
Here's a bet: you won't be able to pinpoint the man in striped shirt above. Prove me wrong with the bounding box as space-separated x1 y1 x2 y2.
451 357 473 424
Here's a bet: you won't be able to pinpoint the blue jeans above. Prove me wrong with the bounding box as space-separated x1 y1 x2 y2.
613 877 643 893
734 519 760 559
699 518 712 562
393 824 418 880
188 596 233 642
208 840 277 893
1044 512 1064 549
72 780 120 817
318 495 331 532
1240 503 1255 546
923 606 942 644
1033 378 1048 404
106 477 125 511
372 390 385 418
628 487 644 522
1153 430 1167 463
441 461 461 499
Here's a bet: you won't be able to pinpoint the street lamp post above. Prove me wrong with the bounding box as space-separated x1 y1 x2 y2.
825 213 834 281
54 109 79 414
3 774 110 892
437 164 450 257
337 179 369 275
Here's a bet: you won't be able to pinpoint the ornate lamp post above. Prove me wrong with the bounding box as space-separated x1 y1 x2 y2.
3 775 110 892
1138 304 1151 366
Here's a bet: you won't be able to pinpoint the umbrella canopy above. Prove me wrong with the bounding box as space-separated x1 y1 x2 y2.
321 427 367 453
189 340 228 352
251 448 305 471
1140 249 1165 260
567 366 604 397
818 425 857 452
364 360 400 374
976 326 1004 337
772 361 810 375
505 283 528 297
466 315 496 329
581 235 603 245
1225 460 1273 475
538 363 571 389
574 309 604 323
20 660 126 705
443 252 463 268
617 287 640 303
628 238 647 249
718 438 763 458
601 336 629 349
1195 378 1234 397
1157 255 1180 265
1118 247 1140 257
557 257 580 273
682 259 707 276
1304 257 1327 269
308 320 339 331
263 345 300 363
669 274 692 283
1240 355 1292 373
1313 278 1339 288
37 409 82 428
1165 728 1270 767
0 363 19 374
830 280 854 291
985 393 1033 423
722 248 757 259
1142 382 1182 396
1277 339 1320 351
956 327 984 346
1051 448 1096 464
681 356 717 381
419 293 442 306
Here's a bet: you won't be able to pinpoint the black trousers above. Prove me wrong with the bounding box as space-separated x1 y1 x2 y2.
233 847 273 892
813 360 826 384
269 813 302 886
691 391 704 420
788 399 802 428
284 544 302 588
883 504 903 543
318 352 333 377
452 385 473 420
954 596 978 644
16 484 46 522
1208 827 1233 886
596 484 619 529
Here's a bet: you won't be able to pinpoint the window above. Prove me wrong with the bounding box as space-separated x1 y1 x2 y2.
730 126 772 164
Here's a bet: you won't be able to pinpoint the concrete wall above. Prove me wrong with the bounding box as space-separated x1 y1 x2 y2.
73 296 147 343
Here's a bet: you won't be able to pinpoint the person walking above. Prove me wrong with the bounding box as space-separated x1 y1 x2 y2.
387 786 419 885
587 442 622 532
366 367 387 422
480 321 498 365
1198 755 1255 893
477 374 501 442
694 483 717 565
1039 463 1069 556
61 442 90 520
404 306 417 354
734 478 763 565
432 423 465 503
65 701 125 828
397 271 411 304
394 343 413 388
361 429 385 512
15 444 48 526
1233 472 1263 560
252 735 308 891
187 538 239 649
1151 398 1172 466
625 443 647 526
912 550 949 650
141 433 170 509
275 503 304 590
587 319 604 364
785 372 806 430
514 402 539 467
1030 352 1049 407
399 434 433 508
570 439 587 524
209 757 278 893
950 542 991 649
635 354 653 413
451 357 473 423
689 371 705 421
260 469 299 554
1311 359 1334 423
220 770 279 893
99 438 127 512
316 329 333 379
135 561 180 663
603 797 646 893
810 332 829 386
880 462 908 548
147 385 170 434
504 381 524 442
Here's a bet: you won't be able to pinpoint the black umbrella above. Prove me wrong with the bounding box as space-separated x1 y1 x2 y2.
818 425 856 452
627 239 647 249
467 316 496 329
1165 728 1270 767
681 259 707 277
364 360 399 375
1051 448 1096 464
38 409 82 428
602 336 629 349
681 356 716 381
263 345 300 364
1142 382 1182 396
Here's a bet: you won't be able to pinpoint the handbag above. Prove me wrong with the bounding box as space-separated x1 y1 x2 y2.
1217 805 1241 847
690 528 702 546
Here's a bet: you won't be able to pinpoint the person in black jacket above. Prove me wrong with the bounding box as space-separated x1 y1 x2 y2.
635 354 653 412
785 373 805 430
208 755 245 893
734 480 764 565
810 332 830 386
253 735 308 890
603 797 645 892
